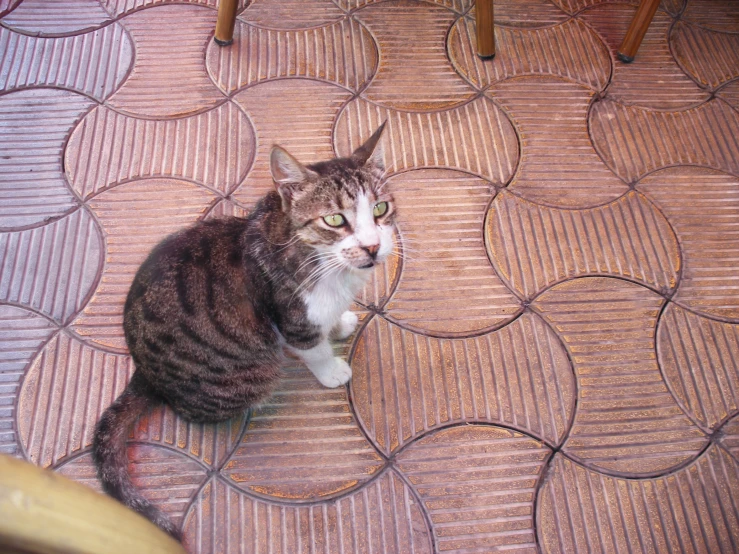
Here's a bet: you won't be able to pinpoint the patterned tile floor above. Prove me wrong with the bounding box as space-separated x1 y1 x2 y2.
1 0 739 552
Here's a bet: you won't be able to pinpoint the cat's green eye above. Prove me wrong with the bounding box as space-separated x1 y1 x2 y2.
373 201 388 217
323 214 346 227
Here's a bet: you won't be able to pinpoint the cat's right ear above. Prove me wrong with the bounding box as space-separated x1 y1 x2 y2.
270 146 316 211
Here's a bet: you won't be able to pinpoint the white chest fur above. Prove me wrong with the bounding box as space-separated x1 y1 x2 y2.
302 269 370 334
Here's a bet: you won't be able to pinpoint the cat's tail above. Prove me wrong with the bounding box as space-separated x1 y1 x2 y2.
92 371 181 541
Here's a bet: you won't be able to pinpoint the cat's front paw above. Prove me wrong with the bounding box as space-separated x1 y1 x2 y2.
313 357 353 388
330 311 359 341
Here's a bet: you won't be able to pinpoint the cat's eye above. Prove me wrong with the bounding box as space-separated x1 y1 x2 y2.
323 214 346 227
373 201 388 217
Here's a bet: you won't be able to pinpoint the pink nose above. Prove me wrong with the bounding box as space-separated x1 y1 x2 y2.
364 244 380 257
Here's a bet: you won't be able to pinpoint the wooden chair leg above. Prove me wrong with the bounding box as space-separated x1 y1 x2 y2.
475 0 495 59
214 0 239 46
617 0 661 63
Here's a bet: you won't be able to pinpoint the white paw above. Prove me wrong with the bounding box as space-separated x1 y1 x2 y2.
313 357 353 388
331 311 359 340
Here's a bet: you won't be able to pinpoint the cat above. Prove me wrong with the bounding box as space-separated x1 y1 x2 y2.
92 123 394 540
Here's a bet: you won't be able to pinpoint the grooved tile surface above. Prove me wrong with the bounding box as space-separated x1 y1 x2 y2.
581 4 710 109
107 5 224 117
1 0 112 34
0 89 94 229
488 77 630 207
65 102 255 199
538 447 739 554
486 190 680 300
449 17 610 91
182 471 433 553
206 17 378 94
397 426 550 553
222 360 384 500
0 24 133 100
658 304 739 431
56 446 208 526
3 0 739 550
534 277 707 475
351 313 575 454
383 169 521 335
0 306 57 456
591 98 739 183
0 208 103 323
638 167 739 319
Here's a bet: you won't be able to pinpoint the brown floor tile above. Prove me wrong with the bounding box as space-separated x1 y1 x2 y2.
396 426 549 553
1 0 111 34
717 79 739 109
672 20 739 90
18 330 133 467
658 303 739 431
100 0 233 18
65 102 254 199
57 446 208 526
131 403 248 469
239 0 345 29
591 98 739 184
0 24 133 100
638 167 739 319
720 414 739 462
581 4 710 109
489 77 629 207
206 17 377 94
486 190 680 300
335 96 519 183
480 0 569 27
0 305 57 455
108 5 225 117
383 169 522 335
449 17 609 91
0 89 93 228
681 0 739 32
355 1 475 110
232 80 353 206
183 471 433 553
351 313 574 454
0 209 103 323
222 360 384 500
538 447 739 553
534 277 708 475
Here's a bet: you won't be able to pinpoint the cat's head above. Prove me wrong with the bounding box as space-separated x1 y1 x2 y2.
269 123 395 271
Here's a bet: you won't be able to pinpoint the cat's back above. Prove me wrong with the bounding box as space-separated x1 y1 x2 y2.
125 217 277 358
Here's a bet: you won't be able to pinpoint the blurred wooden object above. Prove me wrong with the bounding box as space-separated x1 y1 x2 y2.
618 0 661 62
215 0 239 46
0 454 186 554
476 0 495 58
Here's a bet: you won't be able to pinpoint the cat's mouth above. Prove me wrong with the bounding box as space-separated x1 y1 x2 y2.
358 261 375 270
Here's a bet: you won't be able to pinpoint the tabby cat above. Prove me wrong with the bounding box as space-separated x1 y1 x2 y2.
92 123 394 540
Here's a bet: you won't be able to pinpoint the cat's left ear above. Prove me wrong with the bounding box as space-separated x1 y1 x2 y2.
352 121 386 174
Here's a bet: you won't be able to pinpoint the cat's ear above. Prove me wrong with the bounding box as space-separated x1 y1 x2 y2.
352 121 387 174
270 146 316 210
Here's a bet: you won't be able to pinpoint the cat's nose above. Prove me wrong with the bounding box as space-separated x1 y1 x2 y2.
363 244 380 258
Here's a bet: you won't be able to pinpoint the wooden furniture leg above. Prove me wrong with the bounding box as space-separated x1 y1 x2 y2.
215 0 239 46
475 0 495 59
617 0 661 63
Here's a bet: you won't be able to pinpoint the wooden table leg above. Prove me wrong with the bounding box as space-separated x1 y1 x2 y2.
617 0 661 63
214 0 239 46
475 0 495 59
